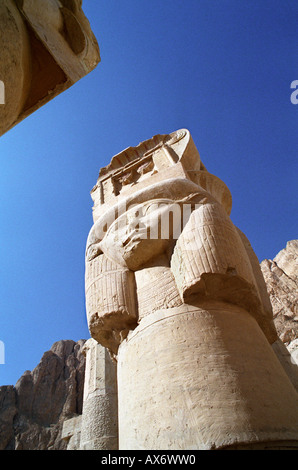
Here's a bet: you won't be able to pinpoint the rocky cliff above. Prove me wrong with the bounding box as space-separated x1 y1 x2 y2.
261 240 298 354
0 241 297 450
0 340 86 450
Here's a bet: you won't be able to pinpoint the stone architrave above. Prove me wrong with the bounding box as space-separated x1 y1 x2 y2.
85 129 298 450
0 0 100 137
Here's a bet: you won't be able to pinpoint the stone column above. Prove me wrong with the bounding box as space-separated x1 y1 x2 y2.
80 339 118 450
118 302 298 449
85 129 298 450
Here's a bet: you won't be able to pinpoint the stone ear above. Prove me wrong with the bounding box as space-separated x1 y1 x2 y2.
60 7 86 55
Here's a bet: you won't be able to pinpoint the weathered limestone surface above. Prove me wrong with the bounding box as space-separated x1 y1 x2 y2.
0 386 17 450
261 240 298 344
62 339 119 450
79 338 118 450
61 414 82 450
0 340 86 450
85 129 298 450
118 302 298 450
0 0 100 137
261 240 298 393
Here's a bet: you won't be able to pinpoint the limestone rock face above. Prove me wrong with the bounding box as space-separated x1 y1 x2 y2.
261 240 298 345
0 386 17 450
0 340 86 450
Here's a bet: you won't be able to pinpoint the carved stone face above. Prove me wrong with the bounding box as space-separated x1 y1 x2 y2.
86 178 212 272
97 199 183 271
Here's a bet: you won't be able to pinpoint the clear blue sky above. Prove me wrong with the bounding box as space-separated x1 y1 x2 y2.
0 0 297 386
